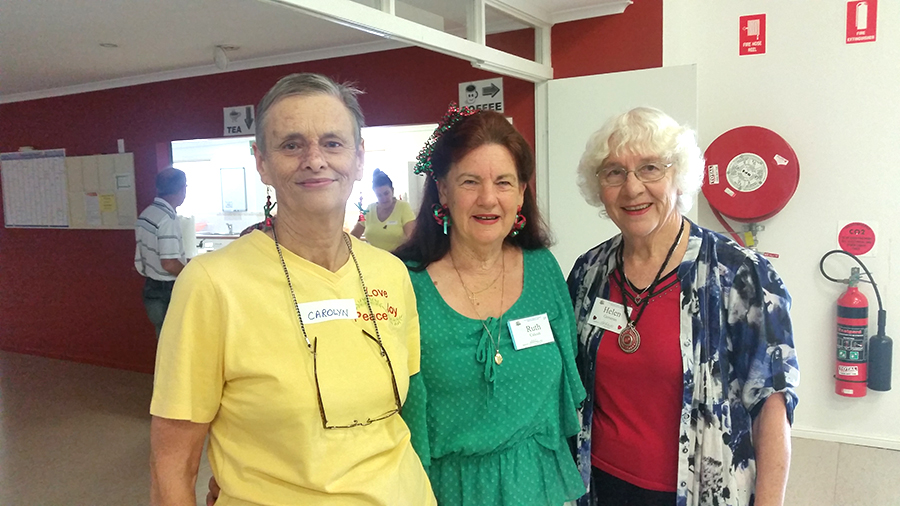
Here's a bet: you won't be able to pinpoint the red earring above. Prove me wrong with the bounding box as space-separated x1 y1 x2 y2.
432 204 451 235
509 206 526 237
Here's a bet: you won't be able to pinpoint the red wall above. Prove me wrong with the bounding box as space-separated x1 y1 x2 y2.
0 1 661 372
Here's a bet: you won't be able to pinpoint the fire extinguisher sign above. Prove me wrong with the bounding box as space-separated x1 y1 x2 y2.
847 0 877 44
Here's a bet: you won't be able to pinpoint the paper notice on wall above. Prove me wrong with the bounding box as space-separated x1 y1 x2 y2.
84 193 101 227
99 194 117 213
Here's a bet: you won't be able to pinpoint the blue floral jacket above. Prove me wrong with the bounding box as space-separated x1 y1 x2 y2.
566 221 799 506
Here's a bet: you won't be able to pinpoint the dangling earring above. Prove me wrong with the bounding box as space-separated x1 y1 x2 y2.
432 204 451 235
509 205 526 237
264 186 277 228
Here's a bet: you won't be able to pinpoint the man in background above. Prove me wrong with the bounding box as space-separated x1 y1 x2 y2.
135 167 188 338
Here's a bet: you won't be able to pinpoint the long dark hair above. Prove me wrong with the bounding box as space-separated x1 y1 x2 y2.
394 111 551 270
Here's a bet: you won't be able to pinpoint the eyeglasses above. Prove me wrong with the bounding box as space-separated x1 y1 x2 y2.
596 162 673 187
312 327 402 430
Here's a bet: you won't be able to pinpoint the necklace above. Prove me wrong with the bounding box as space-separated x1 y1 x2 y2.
273 227 384 357
615 218 685 354
451 251 505 365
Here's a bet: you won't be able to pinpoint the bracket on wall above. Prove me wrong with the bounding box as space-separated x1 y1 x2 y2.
262 0 554 82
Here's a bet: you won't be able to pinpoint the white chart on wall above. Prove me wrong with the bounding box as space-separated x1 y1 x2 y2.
545 65 698 275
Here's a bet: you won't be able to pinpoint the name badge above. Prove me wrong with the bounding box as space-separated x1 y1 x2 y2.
386 220 399 225
587 298 632 334
507 314 554 350
296 299 357 324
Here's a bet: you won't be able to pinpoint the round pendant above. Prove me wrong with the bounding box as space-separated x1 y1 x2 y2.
618 325 641 354
494 352 503 365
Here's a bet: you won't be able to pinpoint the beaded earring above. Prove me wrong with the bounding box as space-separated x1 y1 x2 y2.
264 186 277 228
432 204 451 235
509 206 526 237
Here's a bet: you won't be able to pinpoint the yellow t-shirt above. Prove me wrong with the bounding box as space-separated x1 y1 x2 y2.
150 231 435 506
363 200 416 251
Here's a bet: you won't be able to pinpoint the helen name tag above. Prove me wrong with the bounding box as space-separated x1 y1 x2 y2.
296 299 357 324
507 313 554 350
587 298 632 334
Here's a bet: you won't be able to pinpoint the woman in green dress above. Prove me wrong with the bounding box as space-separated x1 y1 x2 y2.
395 106 586 506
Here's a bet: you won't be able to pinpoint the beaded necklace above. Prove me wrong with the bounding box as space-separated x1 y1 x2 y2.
273 229 384 357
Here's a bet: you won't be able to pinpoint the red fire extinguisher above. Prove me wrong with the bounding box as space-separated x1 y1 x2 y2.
836 267 868 397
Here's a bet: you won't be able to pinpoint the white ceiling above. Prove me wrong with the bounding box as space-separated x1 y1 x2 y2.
0 0 631 103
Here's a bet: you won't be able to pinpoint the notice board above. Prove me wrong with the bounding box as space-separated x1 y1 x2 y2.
1 149 137 229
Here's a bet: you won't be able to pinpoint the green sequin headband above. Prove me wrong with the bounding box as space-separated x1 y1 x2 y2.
413 103 480 175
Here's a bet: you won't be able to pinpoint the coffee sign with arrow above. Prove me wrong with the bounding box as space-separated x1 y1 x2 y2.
458 78 504 113
223 105 256 136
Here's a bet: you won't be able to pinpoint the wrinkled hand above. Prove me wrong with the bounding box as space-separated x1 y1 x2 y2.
206 475 220 506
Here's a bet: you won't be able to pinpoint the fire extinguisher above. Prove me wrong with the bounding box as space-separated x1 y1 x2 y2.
821 250 893 396
835 268 868 397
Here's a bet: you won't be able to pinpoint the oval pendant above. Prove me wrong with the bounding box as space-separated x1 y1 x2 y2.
494 352 503 365
618 325 641 354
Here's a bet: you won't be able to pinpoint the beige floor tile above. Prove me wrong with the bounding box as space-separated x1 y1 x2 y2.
786 437 839 506
0 350 155 506
833 443 900 506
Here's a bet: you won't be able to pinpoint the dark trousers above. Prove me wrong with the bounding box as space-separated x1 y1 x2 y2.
591 467 676 506
142 278 175 339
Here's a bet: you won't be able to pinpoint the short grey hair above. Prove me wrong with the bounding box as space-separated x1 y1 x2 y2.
576 107 705 216
255 73 366 153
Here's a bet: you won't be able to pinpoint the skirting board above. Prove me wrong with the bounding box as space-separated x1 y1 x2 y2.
792 428 900 452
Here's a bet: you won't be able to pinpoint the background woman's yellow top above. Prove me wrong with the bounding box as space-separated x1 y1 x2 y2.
363 200 415 251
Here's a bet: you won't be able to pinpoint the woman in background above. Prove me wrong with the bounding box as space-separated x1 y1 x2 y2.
352 169 415 251
395 105 586 506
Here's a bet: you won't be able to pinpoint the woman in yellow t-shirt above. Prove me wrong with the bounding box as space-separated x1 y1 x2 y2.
150 74 435 506
352 169 416 251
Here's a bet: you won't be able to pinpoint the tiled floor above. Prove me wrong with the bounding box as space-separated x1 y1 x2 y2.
1 350 898 505
0 350 211 506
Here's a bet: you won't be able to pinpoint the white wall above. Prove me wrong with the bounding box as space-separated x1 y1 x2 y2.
664 1 900 449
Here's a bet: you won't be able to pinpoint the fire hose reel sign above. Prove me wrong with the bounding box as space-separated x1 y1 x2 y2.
740 14 766 56
838 221 876 256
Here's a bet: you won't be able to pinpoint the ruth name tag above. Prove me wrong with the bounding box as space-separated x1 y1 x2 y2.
587 298 632 334
296 299 357 324
507 314 554 350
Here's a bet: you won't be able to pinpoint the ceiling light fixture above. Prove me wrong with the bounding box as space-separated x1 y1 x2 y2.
214 45 240 71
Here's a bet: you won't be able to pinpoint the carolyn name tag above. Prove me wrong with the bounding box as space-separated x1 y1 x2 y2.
507 313 554 350
587 298 632 334
295 299 357 324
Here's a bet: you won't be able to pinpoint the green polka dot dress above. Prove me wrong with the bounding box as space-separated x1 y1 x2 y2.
403 248 586 506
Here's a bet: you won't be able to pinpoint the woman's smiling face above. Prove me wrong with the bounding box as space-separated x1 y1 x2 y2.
437 143 525 249
599 151 680 242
